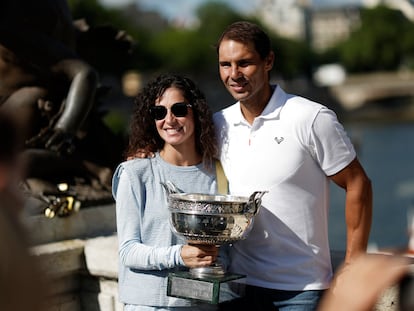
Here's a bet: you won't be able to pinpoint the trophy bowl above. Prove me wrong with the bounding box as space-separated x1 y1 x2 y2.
167 191 267 277
168 192 266 244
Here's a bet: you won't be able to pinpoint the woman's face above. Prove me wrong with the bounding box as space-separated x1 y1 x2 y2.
154 87 195 149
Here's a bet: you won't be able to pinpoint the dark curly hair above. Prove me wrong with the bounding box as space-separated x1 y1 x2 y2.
125 73 217 169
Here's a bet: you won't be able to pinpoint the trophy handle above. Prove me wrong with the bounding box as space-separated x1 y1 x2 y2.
245 191 268 215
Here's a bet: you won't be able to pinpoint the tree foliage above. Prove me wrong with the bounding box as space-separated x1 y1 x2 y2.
65 1 414 78
66 0 312 79
336 5 414 72
145 2 245 74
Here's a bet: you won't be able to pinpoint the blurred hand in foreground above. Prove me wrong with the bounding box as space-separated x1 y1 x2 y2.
318 254 410 311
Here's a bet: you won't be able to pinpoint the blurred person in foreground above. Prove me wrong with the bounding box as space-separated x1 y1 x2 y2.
112 73 221 310
0 111 49 311
318 254 410 311
214 21 373 310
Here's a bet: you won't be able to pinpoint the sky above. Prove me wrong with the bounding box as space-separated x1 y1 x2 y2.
99 0 362 26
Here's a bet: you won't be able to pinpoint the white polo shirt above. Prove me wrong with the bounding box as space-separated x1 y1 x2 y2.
213 85 356 290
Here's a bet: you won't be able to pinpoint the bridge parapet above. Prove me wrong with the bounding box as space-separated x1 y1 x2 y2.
331 71 414 110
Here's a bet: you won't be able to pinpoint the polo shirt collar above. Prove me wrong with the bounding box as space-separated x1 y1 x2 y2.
232 84 286 126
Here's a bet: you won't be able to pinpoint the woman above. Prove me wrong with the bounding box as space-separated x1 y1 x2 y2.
112 73 220 310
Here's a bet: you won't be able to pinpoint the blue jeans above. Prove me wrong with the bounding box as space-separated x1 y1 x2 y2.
219 285 324 311
272 289 323 310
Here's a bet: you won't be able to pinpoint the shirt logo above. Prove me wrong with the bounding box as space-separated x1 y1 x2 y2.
274 136 284 144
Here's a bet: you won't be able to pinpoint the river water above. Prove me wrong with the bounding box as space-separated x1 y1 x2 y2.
329 120 414 251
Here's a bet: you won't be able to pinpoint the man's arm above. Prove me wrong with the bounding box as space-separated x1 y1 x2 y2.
329 157 373 264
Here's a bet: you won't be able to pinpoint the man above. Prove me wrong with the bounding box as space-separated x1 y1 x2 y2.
213 21 372 310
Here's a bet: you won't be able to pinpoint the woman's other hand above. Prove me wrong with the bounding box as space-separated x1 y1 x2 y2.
181 244 219 268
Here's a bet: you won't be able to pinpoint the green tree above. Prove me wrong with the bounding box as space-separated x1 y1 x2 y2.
338 5 414 72
67 0 313 79
146 29 207 72
196 1 244 43
145 2 244 74
194 3 313 79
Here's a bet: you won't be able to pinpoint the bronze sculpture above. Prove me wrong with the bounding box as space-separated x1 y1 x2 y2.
0 0 132 216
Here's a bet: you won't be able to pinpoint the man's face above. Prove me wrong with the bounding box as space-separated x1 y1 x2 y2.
218 39 274 104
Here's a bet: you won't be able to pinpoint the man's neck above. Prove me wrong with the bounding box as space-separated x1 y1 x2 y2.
240 84 274 124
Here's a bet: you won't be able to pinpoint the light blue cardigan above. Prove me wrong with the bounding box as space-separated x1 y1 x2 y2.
112 153 217 308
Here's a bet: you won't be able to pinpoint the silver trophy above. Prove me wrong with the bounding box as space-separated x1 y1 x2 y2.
163 182 267 304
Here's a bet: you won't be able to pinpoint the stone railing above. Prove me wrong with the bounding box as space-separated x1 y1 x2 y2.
24 203 121 311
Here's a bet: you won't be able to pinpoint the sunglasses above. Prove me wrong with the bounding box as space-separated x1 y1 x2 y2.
150 102 192 120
